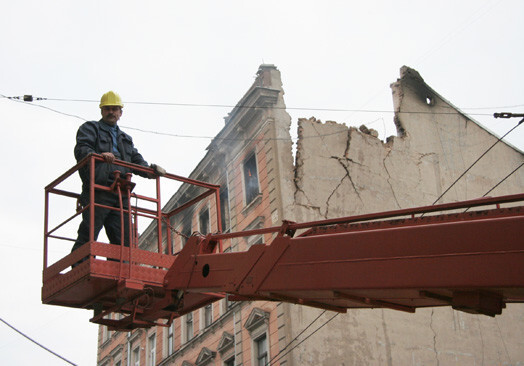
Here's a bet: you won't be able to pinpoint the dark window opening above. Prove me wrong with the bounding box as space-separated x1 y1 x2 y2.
220 186 230 232
243 153 260 205
199 208 210 235
256 334 268 366
204 304 213 327
186 312 193 341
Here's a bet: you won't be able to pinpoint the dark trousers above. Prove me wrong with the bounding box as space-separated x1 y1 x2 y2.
72 191 131 252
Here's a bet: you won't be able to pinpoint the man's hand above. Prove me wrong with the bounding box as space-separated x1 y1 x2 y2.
101 152 116 164
150 164 167 177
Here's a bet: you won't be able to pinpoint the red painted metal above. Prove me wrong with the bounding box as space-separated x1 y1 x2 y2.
162 203 524 320
42 155 223 329
42 158 524 330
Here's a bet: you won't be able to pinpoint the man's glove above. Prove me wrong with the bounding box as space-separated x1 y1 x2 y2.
150 163 166 176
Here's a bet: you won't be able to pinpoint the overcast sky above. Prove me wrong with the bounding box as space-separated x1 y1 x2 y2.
1 1 523 365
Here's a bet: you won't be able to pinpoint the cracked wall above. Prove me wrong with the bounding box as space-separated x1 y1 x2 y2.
291 67 524 224
286 66 524 365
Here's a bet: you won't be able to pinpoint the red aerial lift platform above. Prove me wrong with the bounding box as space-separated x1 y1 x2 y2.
42 155 524 330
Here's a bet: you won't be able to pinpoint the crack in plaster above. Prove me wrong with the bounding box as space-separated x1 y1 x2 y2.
430 309 440 366
325 173 347 219
344 128 352 158
381 310 393 366
293 160 324 218
294 181 321 213
382 149 401 209
476 315 485 366
331 156 363 203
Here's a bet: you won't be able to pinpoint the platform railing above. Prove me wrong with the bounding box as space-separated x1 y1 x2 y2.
43 153 222 272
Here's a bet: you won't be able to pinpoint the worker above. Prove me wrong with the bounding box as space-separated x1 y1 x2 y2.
71 91 166 259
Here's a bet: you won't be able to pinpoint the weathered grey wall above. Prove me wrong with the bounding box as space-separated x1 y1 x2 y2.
284 66 524 365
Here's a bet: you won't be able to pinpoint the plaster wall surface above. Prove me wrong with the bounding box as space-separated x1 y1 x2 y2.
97 64 524 366
284 66 524 366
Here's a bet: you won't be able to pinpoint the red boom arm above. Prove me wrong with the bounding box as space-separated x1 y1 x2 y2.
41 159 524 330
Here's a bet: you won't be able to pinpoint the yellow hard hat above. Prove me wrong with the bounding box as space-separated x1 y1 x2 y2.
99 91 124 108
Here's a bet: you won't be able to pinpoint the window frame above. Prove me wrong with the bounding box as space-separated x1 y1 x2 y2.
166 322 174 356
147 332 156 366
242 152 261 206
132 345 140 366
203 303 213 328
219 183 230 233
254 333 268 366
199 206 210 235
223 356 235 366
185 312 194 342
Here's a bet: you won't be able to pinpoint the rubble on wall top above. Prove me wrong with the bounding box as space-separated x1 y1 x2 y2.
399 65 424 82
359 125 379 138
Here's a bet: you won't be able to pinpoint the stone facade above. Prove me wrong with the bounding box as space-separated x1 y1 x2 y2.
97 65 524 366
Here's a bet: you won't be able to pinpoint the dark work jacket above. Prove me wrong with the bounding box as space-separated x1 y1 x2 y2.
75 120 150 202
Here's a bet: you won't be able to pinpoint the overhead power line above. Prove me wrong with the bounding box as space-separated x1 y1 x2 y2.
1 94 87 121
0 317 77 365
3 93 520 144
265 309 327 366
26 95 524 113
432 116 524 205
3 93 517 117
266 312 340 365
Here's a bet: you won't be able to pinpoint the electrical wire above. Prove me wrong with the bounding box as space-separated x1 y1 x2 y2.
415 0 501 65
3 91 523 363
266 312 340 366
1 93 350 141
2 93 516 146
481 161 524 197
462 160 524 214
0 94 86 121
1 93 498 116
264 309 327 366
0 317 77 365
431 118 524 205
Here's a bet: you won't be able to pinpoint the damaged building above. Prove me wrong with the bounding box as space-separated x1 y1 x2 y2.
97 65 524 365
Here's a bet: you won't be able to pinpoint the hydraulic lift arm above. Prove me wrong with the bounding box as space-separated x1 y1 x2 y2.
162 195 524 320
41 157 524 330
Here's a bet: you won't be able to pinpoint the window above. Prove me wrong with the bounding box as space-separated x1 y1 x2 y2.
245 217 265 248
167 322 174 355
218 332 235 365
243 153 260 205
204 304 213 328
219 185 230 232
196 347 217 365
102 325 109 343
255 334 268 366
101 313 114 343
109 344 123 366
224 294 234 312
224 357 235 366
132 346 140 366
147 333 156 366
199 208 210 235
248 235 264 247
245 308 270 366
186 312 194 342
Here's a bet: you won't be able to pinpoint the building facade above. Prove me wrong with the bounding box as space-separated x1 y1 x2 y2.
97 65 524 365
